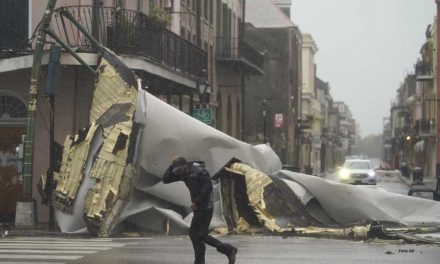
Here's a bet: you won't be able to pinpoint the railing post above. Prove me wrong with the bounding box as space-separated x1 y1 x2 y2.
59 7 104 52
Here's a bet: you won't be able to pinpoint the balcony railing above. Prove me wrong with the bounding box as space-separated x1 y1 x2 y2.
50 6 207 79
215 37 264 74
414 118 435 134
415 60 433 79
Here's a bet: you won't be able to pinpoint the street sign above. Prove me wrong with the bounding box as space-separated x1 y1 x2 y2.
191 107 212 125
273 113 285 128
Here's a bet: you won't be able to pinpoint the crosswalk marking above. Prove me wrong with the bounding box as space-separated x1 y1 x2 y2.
0 262 64 264
0 237 127 263
0 254 83 260
0 245 112 250
0 242 125 246
0 249 97 254
1 238 114 242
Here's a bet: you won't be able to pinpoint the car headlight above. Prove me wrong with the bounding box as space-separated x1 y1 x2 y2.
368 170 375 177
339 169 350 179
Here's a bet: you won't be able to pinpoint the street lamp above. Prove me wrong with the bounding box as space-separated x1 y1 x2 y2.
197 79 209 94
261 100 268 143
197 69 210 104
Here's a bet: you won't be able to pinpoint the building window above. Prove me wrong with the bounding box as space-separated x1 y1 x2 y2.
170 94 180 110
238 18 242 37
216 0 221 37
209 45 214 81
209 0 214 25
227 95 232 135
180 27 186 39
187 31 192 41
216 91 223 131
149 0 155 12
236 98 241 138
0 94 27 119
232 13 236 39
0 0 29 50
204 0 208 20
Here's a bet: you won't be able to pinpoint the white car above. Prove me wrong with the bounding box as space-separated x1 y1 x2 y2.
338 159 377 185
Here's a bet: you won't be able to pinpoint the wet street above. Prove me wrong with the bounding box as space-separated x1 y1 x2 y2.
103 236 440 264
0 235 434 264
324 170 435 199
1 172 439 264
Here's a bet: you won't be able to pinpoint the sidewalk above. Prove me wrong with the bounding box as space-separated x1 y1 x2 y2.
397 171 438 199
398 172 437 187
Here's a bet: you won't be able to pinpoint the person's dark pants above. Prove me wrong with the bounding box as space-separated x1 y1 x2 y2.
189 207 235 264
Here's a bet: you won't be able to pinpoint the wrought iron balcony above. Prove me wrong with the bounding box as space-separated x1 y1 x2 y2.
215 37 264 75
50 6 207 79
415 60 433 81
414 118 435 135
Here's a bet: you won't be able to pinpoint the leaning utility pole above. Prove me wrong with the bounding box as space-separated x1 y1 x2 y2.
436 0 440 178
15 0 58 226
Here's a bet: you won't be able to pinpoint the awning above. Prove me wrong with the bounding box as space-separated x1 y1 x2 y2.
414 140 425 152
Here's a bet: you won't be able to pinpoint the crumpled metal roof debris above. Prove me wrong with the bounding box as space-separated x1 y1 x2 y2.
46 47 440 243
52 48 139 235
217 162 440 242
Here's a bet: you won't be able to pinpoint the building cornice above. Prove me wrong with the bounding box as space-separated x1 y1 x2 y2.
302 33 318 53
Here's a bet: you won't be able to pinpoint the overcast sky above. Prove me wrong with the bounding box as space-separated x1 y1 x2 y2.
291 0 436 137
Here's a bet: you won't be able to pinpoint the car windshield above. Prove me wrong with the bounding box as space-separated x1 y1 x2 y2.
344 161 371 170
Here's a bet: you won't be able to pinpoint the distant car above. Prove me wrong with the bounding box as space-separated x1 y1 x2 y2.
338 159 377 185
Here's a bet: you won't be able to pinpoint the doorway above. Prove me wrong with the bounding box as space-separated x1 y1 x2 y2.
0 93 26 223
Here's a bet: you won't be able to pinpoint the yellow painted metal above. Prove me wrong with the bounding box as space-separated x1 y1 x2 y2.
229 163 289 232
55 123 98 199
52 55 137 234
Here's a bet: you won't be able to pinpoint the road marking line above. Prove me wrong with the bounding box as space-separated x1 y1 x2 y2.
0 249 97 254
0 262 64 264
7 238 113 242
0 241 126 247
0 245 112 250
0 254 83 260
0 238 127 263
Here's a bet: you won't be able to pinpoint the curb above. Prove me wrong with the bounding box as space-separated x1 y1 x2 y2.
0 225 92 238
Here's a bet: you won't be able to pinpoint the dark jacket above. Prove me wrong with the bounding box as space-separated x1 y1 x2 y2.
162 162 214 210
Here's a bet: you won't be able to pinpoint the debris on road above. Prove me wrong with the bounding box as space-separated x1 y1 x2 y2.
41 46 440 245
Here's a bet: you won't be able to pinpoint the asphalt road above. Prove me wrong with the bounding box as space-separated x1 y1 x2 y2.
324 170 434 199
1 171 438 264
50 236 440 264
2 235 436 264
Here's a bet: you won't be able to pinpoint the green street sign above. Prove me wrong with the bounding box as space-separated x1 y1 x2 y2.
191 108 212 125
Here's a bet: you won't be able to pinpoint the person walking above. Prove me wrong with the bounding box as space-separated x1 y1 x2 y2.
163 156 237 264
